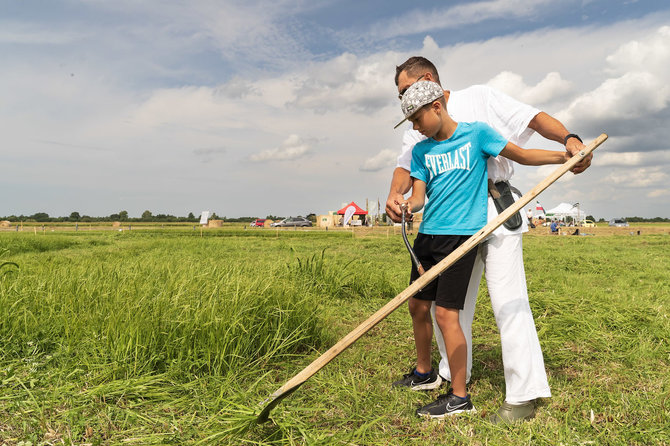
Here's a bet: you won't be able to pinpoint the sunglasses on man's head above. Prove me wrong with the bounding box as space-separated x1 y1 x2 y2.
398 73 427 100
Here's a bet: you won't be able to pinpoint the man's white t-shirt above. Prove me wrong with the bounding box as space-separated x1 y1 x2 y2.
396 85 541 236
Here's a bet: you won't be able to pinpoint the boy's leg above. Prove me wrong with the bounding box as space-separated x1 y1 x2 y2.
408 297 433 374
393 233 442 390
483 233 551 406
434 307 467 397
416 241 477 418
433 245 484 383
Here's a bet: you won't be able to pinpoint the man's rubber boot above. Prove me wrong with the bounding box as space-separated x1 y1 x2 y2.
489 400 536 424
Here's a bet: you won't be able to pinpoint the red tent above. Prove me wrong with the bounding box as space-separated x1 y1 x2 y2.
336 201 368 215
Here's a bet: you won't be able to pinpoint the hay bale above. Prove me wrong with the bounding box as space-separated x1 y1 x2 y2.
112 221 121 228
208 219 223 228
0 221 10 228
263 219 273 228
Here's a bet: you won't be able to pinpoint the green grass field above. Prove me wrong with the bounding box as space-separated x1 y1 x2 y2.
1 228 669 445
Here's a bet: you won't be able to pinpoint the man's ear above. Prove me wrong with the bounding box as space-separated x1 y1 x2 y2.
424 72 434 82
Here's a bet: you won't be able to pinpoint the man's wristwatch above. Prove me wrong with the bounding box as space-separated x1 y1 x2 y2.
564 133 583 145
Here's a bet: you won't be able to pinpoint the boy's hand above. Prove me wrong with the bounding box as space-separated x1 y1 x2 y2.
398 200 413 221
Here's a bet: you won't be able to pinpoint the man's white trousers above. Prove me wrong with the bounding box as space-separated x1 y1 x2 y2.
431 232 551 403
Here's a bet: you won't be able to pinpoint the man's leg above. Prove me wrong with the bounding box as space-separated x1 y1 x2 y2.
433 245 484 383
483 232 551 404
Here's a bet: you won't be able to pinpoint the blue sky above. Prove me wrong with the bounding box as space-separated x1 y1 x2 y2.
2 0 669 219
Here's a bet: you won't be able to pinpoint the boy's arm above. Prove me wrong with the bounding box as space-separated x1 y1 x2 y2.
403 178 426 214
499 141 570 166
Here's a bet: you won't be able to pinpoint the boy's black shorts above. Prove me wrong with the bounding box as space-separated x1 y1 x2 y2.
409 233 478 310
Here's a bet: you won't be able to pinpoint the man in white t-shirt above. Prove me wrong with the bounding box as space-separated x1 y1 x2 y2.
387 56 592 423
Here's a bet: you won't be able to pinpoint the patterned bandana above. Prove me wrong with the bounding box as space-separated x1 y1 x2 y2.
394 80 444 129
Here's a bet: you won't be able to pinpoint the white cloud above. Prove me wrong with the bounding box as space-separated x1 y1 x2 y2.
605 26 670 78
249 134 314 162
557 72 670 125
602 167 667 187
360 149 397 172
597 150 670 167
365 0 556 41
0 23 81 44
648 189 670 198
288 52 397 114
487 71 572 106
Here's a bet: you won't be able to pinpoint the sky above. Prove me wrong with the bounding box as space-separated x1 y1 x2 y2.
2 0 669 220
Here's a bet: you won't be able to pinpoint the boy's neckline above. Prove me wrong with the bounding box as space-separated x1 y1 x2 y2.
430 122 459 142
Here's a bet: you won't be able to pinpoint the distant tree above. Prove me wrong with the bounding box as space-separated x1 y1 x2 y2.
69 211 81 222
119 210 129 221
141 210 153 221
210 212 219 220
31 212 50 222
187 212 196 221
266 215 284 220
109 213 121 221
585 215 595 222
305 213 316 223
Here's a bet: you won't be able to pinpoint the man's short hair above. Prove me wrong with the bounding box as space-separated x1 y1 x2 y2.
395 56 441 86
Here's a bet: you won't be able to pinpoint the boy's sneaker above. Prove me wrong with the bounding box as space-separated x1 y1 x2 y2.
392 368 442 391
416 391 475 418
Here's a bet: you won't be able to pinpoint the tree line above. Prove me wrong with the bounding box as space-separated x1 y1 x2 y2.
0 211 316 223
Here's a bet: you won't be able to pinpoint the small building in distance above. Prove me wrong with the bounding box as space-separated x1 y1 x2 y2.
317 212 342 228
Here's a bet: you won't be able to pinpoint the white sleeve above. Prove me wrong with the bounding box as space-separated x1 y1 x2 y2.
396 128 426 171
484 86 540 146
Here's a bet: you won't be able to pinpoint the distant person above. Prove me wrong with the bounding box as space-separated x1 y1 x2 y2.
550 220 559 233
386 56 592 423
527 208 536 228
393 80 571 418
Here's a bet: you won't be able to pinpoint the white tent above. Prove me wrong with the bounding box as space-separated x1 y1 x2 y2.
545 202 588 221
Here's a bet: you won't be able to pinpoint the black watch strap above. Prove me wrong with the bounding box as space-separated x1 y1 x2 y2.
564 133 582 144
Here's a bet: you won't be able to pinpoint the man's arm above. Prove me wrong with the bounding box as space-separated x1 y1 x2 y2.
385 167 412 223
528 112 591 174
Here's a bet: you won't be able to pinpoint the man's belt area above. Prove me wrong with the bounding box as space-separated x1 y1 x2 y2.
488 179 523 230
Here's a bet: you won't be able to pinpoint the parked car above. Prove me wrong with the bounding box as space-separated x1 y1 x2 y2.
271 217 312 227
581 219 596 227
250 218 266 227
609 218 629 227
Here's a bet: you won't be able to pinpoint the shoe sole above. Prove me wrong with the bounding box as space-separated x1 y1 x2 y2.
409 375 443 391
418 407 477 419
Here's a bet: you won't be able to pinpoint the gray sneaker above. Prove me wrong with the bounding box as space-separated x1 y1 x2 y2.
392 368 442 391
489 400 536 424
416 391 475 418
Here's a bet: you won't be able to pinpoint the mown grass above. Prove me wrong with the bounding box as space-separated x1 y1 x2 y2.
0 229 668 445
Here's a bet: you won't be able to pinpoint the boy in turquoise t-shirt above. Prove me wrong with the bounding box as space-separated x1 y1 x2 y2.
394 80 568 418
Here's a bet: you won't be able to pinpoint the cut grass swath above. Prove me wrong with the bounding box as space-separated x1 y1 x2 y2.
256 134 608 423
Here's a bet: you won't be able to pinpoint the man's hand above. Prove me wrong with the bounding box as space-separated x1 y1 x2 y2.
386 168 412 223
385 192 405 223
566 137 591 174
